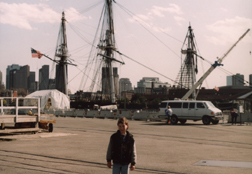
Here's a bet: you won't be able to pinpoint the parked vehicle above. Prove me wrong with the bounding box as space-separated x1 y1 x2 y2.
158 100 223 125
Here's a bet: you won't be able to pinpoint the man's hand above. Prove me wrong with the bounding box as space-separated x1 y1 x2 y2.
107 162 112 168
130 165 135 171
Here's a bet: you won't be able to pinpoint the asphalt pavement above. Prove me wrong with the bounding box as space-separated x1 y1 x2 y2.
0 117 252 174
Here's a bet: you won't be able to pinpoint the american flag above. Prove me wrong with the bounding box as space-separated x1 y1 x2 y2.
31 48 43 58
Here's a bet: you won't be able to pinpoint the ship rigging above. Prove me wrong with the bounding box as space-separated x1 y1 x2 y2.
32 1 250 104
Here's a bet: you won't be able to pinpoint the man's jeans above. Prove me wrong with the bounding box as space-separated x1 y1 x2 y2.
113 163 129 174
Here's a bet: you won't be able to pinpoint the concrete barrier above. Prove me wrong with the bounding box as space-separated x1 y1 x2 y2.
133 111 149 120
64 110 76 117
97 110 114 119
43 109 54 114
75 109 85 117
86 110 98 118
117 110 132 119
148 112 160 121
54 110 65 117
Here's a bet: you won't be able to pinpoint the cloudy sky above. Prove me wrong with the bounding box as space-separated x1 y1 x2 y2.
0 0 251 94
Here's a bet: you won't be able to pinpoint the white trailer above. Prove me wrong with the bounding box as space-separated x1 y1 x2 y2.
0 97 56 133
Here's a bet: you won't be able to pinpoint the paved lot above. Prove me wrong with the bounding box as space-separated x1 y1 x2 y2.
0 117 252 174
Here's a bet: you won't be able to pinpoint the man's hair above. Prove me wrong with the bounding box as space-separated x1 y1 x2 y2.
117 117 129 129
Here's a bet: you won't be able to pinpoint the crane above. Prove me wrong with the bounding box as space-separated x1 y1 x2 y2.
181 28 250 100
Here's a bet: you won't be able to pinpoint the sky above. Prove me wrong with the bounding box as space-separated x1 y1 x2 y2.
0 0 252 94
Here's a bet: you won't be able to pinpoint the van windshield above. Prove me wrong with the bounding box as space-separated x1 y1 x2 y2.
205 101 216 108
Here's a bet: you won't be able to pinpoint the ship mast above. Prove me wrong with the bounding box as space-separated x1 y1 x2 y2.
79 0 124 103
32 12 76 95
105 0 116 103
97 0 123 104
175 25 198 99
55 12 69 95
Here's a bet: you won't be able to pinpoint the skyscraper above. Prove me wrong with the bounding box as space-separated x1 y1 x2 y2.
226 73 244 86
119 78 132 94
15 65 30 90
28 71 36 93
102 67 119 97
113 68 119 97
39 65 49 90
226 76 232 86
8 65 29 90
0 70 2 85
6 64 20 89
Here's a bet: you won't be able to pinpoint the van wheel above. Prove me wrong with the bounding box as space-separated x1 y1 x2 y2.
180 119 187 124
170 116 178 125
212 120 219 125
202 116 211 125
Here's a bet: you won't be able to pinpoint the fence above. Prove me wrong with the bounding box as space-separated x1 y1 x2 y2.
43 108 252 124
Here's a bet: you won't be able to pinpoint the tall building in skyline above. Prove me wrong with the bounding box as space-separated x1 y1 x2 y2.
49 79 56 89
119 78 132 93
226 76 232 86
0 70 2 85
4 64 56 93
102 67 119 97
137 77 170 88
6 64 20 89
8 65 30 90
135 77 170 94
17 65 30 90
114 68 119 97
119 78 133 99
39 65 49 90
28 71 36 93
226 73 244 86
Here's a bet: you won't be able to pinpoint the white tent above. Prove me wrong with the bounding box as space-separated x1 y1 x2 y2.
25 90 70 110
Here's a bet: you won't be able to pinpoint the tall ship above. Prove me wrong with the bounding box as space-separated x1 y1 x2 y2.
32 0 250 106
34 0 124 106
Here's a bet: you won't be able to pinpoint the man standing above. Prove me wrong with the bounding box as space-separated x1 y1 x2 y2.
231 110 238 125
165 106 172 124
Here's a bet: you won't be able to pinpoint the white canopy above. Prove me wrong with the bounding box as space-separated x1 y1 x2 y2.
26 89 70 110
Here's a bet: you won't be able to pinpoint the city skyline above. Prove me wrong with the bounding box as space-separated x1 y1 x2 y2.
0 0 252 94
2 63 252 95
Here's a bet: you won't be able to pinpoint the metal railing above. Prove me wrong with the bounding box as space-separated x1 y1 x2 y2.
0 97 40 123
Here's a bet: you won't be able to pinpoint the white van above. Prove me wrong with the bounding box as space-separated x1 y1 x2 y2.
158 100 223 125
